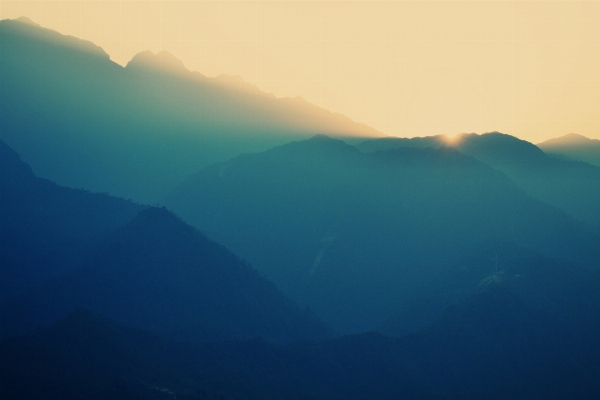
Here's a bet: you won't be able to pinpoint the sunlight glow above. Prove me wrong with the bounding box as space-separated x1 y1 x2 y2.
443 133 462 146
1 1 599 142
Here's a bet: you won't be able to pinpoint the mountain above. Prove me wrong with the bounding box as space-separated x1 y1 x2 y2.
0 139 144 299
380 240 600 336
0 309 425 400
538 133 600 167
4 250 600 400
357 132 600 228
0 207 332 343
0 17 382 203
165 135 600 333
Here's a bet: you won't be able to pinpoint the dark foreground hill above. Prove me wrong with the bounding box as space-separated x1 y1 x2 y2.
0 139 144 298
0 17 381 203
165 134 600 333
3 249 600 400
357 132 600 228
0 207 332 343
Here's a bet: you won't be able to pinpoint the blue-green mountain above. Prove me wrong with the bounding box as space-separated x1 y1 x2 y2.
357 132 600 229
165 134 600 333
4 243 600 400
0 139 143 299
0 141 331 343
538 133 600 167
0 17 381 203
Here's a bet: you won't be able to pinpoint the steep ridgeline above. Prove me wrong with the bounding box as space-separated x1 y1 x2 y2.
0 207 332 343
3 249 600 400
0 139 144 299
165 135 600 333
357 132 600 229
0 17 381 203
538 133 600 167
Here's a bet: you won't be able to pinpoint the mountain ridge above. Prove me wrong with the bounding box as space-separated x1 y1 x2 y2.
0 139 144 298
538 133 600 167
0 17 383 203
0 205 333 343
165 134 600 333
357 131 600 228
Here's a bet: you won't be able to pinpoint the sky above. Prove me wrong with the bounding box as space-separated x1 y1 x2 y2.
1 1 599 142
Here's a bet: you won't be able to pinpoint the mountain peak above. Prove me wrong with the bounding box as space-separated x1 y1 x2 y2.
563 133 592 142
309 133 334 141
538 133 597 147
14 16 40 27
126 50 189 75
0 17 109 59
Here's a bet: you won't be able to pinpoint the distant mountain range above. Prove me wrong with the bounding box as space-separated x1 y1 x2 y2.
165 134 600 333
0 17 382 203
3 15 600 400
357 132 600 228
538 133 600 167
0 140 331 343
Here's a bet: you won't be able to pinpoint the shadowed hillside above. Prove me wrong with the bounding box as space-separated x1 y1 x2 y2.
0 139 144 299
4 249 600 400
0 207 332 343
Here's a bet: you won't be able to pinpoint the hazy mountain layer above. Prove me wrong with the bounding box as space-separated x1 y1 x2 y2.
0 207 332 343
357 132 600 228
0 17 382 203
0 139 144 299
538 133 600 167
165 135 600 333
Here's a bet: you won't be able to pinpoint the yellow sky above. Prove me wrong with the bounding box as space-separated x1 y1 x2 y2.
1 1 599 142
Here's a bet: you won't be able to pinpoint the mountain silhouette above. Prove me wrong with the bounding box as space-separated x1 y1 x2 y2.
165 134 600 333
126 49 189 75
0 206 332 343
538 133 600 167
0 17 382 203
357 132 600 228
4 251 600 400
0 139 144 299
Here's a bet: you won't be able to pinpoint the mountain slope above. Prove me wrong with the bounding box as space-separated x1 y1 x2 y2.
380 240 600 336
0 207 332 343
538 133 600 167
4 252 600 400
165 135 600 333
357 132 600 228
0 17 382 203
0 139 144 299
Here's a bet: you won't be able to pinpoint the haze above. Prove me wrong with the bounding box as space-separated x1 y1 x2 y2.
2 0 599 142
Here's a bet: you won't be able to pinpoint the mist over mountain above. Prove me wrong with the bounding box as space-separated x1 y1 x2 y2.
0 139 143 299
0 17 382 203
0 206 332 343
538 133 600 167
165 134 600 333
357 132 600 228
3 15 600 400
